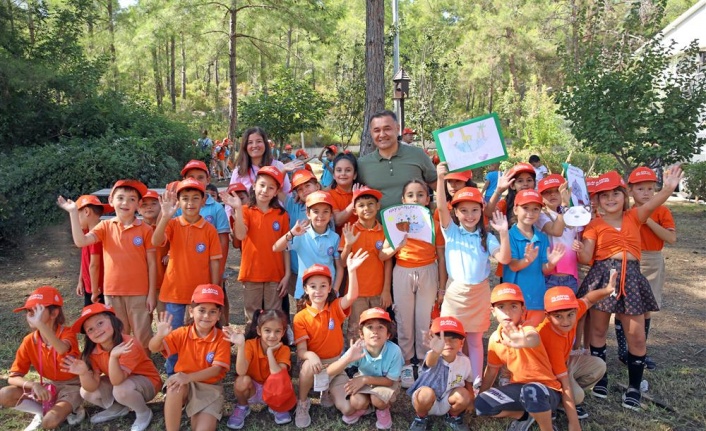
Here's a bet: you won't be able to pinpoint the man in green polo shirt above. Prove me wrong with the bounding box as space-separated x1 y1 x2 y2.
357 110 437 211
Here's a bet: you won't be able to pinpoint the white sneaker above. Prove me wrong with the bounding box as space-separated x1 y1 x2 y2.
67 406 86 425
131 409 153 431
23 414 42 431
287 325 295 346
400 365 414 389
90 403 130 424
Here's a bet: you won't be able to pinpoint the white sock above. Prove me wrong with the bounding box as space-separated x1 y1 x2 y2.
15 399 42 415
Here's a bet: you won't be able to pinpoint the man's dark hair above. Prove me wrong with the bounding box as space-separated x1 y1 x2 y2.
369 110 398 125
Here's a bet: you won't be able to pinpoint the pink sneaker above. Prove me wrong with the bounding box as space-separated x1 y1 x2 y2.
342 407 372 425
375 408 392 429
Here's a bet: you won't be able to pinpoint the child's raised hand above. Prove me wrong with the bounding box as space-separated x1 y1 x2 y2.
26 304 47 329
662 164 684 192
61 356 89 376
425 330 445 354
220 190 242 210
159 188 178 217
291 219 311 236
523 243 539 264
344 338 366 362
490 210 509 233
155 312 174 338
497 170 515 193
56 196 77 212
346 248 369 271
223 326 245 347
109 338 134 359
500 323 529 348
547 243 566 265
559 182 571 207
342 222 360 246
436 162 449 180
282 160 304 173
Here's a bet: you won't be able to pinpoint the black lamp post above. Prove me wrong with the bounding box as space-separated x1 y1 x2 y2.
392 68 411 135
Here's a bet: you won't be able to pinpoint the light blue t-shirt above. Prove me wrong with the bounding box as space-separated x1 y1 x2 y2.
348 340 404 381
291 227 340 298
320 158 334 188
285 195 307 275
442 222 500 285
503 225 549 311
484 170 499 201
175 195 230 234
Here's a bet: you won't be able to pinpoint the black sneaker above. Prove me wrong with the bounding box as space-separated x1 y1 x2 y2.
575 404 589 419
445 414 469 431
409 416 428 431
591 378 608 399
645 355 657 370
622 388 642 411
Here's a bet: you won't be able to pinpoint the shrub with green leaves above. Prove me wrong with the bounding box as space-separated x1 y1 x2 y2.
683 162 706 202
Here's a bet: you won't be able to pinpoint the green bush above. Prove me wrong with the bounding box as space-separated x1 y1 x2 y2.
683 161 706 201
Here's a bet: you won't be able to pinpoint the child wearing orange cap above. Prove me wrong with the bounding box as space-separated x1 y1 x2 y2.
75 195 111 306
573 166 682 409
58 180 157 350
616 166 677 370
1 287 83 431
295 149 314 172
406 316 474 431
476 283 561 431
222 166 290 323
224 309 294 428
325 308 404 429
64 303 161 431
137 189 169 314
537 274 616 426
292 251 368 428
152 179 223 376
150 284 231 431
484 162 537 222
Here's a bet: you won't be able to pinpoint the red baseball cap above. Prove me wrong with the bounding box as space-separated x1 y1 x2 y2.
176 178 206 194
111 179 148 200
544 286 579 313
537 174 566 194
14 286 64 313
302 264 332 283
257 166 285 188
628 167 657 184
142 190 159 200
191 284 224 306
295 149 309 158
262 369 297 413
585 177 599 196
594 171 626 194
359 307 392 325
508 163 535 179
353 186 382 202
325 145 338 154
76 195 114 214
445 170 472 182
226 183 247 194
491 283 525 304
305 191 334 208
430 316 465 337
514 189 544 206
71 303 115 334
284 144 293 150
450 187 483 206
402 128 416 135
291 169 317 189
181 159 210 177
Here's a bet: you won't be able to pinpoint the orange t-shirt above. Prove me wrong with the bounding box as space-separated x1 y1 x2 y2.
496 199 508 215
433 209 445 247
293 298 349 360
89 334 162 392
89 218 155 296
537 300 588 378
10 327 80 382
487 326 561 392
146 223 169 290
582 207 643 261
639 205 675 251
243 338 291 384
341 221 385 296
239 206 290 282
396 238 439 268
328 187 357 237
161 325 231 384
159 216 222 304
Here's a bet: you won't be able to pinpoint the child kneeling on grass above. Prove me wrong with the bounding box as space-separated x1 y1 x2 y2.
407 316 473 431
325 307 404 430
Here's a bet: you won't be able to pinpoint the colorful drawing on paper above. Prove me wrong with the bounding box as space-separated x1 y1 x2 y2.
433 113 508 172
563 163 590 207
381 204 434 250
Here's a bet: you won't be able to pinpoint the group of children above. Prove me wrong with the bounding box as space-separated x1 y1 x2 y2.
1 132 681 431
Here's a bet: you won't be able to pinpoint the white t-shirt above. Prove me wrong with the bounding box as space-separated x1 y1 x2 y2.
427 351 474 399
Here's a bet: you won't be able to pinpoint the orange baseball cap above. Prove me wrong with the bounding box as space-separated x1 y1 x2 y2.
76 195 114 214
585 177 599 196
628 166 657 184
295 149 309 158
445 170 472 182
262 369 297 413
226 183 247 194
514 189 544 206
191 284 224 306
325 145 338 154
71 303 115 334
491 283 525 304
544 286 579 312
111 179 148 199
594 171 626 194
537 174 566 194
284 144 293 150
302 264 332 283
291 169 317 189
353 186 382 202
176 178 206 194
142 190 159 200
450 187 483 206
359 307 392 325
508 162 535 179
181 159 209 177
402 128 416 135
14 286 64 313
305 191 334 208
430 316 465 337
257 166 285 188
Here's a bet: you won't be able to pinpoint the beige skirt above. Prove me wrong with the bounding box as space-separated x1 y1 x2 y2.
640 251 665 308
185 381 224 419
440 279 491 333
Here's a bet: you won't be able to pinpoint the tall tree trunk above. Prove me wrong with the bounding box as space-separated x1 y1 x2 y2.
165 39 171 98
151 46 163 107
286 24 293 69
360 0 385 156
214 57 220 111
180 31 186 99
170 34 176 110
205 62 211 96
27 0 35 45
260 51 266 92
108 0 117 89
228 2 238 143
6 0 15 37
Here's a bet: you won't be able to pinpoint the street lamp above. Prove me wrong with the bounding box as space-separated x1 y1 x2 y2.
392 68 411 135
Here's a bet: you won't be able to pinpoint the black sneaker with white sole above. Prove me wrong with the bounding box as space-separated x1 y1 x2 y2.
622 388 642 411
575 404 589 419
591 377 608 399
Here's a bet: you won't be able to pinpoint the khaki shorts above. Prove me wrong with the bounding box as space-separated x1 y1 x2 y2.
303 356 349 405
82 375 156 409
185 382 224 420
105 295 153 349
353 376 400 404
48 378 83 412
413 387 451 416
640 251 665 308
